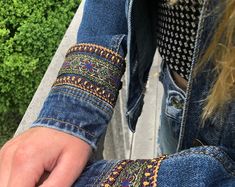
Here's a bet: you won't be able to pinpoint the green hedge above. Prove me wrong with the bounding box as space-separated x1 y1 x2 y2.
0 0 80 145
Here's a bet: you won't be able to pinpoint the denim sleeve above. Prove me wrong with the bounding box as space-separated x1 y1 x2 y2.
31 0 128 149
73 146 235 186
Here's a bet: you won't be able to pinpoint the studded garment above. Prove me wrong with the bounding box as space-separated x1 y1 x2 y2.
156 0 204 80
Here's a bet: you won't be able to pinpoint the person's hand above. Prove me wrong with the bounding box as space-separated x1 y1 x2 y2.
0 127 92 187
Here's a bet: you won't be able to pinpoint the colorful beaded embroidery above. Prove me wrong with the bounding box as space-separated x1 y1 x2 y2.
66 43 124 65
100 156 167 187
53 44 126 107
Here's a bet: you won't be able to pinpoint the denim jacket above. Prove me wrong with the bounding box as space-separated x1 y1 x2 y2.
31 0 235 160
72 146 235 186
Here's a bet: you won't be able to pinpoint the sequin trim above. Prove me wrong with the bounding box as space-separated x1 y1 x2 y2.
100 156 167 187
53 44 126 107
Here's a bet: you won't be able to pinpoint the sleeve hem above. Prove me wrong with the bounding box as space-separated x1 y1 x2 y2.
31 120 98 150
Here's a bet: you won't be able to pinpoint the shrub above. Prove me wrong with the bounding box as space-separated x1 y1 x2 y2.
0 0 80 145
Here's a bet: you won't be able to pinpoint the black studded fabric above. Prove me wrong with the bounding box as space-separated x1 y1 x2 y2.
156 0 204 80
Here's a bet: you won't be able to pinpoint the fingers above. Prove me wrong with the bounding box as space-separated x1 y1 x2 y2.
37 171 50 186
6 146 45 187
0 139 21 187
39 153 86 187
0 127 92 187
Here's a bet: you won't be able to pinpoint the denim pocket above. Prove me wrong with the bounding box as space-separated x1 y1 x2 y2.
159 63 186 122
158 63 186 153
165 90 185 122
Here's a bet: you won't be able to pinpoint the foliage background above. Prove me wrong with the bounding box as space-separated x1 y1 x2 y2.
0 0 81 146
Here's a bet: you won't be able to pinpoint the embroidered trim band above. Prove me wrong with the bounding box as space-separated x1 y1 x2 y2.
100 155 167 187
53 43 126 107
66 43 125 66
53 75 117 105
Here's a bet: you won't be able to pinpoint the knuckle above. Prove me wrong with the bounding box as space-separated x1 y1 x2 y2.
13 149 27 165
13 145 36 164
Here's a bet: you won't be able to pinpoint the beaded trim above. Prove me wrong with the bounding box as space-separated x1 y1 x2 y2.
58 54 124 91
53 75 116 106
100 156 167 187
53 43 126 107
66 43 125 66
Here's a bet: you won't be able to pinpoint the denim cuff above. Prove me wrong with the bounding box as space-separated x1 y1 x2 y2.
73 146 235 186
31 43 126 149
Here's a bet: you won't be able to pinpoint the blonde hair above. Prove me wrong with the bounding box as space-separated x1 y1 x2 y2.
167 0 235 120
201 0 235 120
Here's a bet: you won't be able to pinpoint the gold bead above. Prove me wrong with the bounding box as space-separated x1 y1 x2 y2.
143 181 150 186
117 166 123 170
145 173 151 177
109 177 115 182
147 165 153 169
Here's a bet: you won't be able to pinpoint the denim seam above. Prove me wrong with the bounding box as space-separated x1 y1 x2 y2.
116 35 126 55
50 86 113 117
110 35 120 52
164 111 182 123
51 88 112 116
176 0 209 152
31 123 97 149
111 35 126 54
167 147 235 175
169 147 221 158
34 117 96 137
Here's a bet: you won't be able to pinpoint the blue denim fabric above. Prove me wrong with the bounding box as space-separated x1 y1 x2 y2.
31 0 128 149
158 146 235 187
31 0 235 161
72 146 235 186
158 62 186 154
77 0 128 56
177 0 235 160
126 0 235 161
